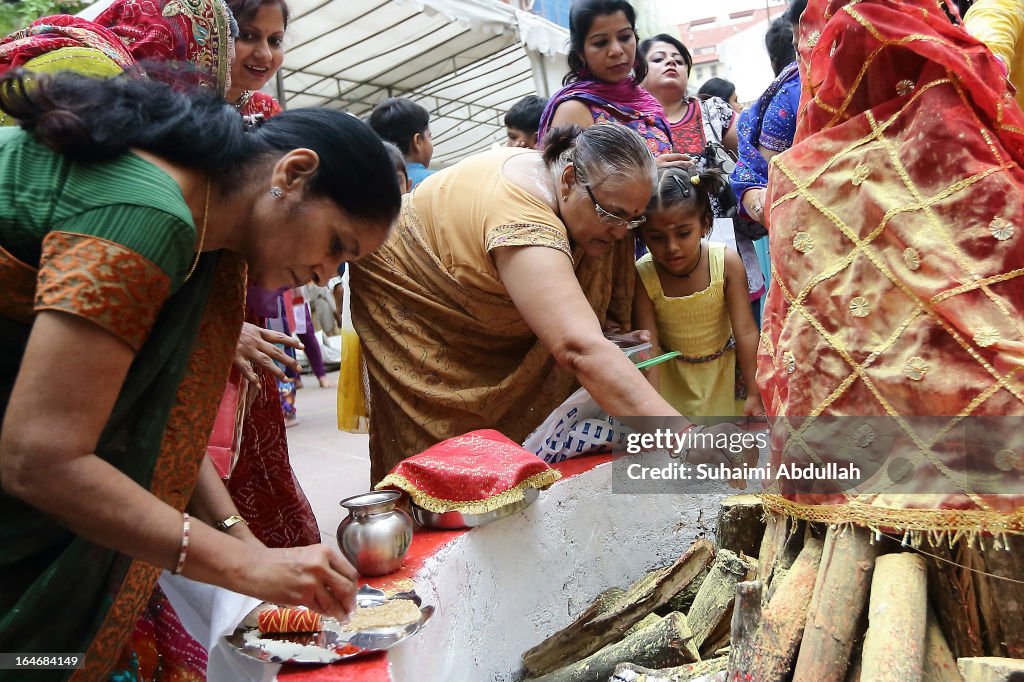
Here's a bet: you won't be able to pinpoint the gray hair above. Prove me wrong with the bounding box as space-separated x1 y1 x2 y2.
543 123 657 191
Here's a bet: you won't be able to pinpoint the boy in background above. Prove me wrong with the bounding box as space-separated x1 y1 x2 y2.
369 97 435 187
504 94 547 149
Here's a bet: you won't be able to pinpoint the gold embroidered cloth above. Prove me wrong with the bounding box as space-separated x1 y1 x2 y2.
758 0 1024 534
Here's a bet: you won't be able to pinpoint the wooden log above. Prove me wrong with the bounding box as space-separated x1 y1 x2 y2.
593 586 627 614
792 525 879 681
972 546 1007 657
924 606 962 682
530 612 699 682
626 613 663 637
764 566 788 603
861 553 928 682
523 538 714 677
746 536 824 682
956 657 1024 681
845 643 862 682
757 514 787 585
928 542 985 658
658 564 710 616
610 657 728 682
758 517 806 604
980 535 1024 658
715 494 765 559
687 549 756 653
727 580 762 680
700 626 732 660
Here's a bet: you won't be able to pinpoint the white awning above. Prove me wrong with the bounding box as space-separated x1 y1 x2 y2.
280 0 568 166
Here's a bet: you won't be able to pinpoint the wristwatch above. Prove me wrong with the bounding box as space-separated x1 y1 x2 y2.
215 514 246 532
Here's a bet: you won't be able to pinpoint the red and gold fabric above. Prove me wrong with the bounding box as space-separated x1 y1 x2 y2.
758 0 1024 536
0 0 232 99
0 15 133 73
237 90 283 118
376 430 561 515
95 0 233 98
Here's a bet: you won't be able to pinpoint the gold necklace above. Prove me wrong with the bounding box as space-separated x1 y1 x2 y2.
184 179 211 283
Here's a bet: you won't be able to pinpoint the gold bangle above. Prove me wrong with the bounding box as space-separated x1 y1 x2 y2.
173 513 190 575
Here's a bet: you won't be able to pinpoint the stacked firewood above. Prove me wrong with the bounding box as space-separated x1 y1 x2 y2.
520 496 1024 682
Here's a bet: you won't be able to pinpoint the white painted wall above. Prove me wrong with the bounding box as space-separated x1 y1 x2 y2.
714 19 780 104
387 463 723 681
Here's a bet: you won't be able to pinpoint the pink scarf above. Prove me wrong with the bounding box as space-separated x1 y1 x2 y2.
537 76 669 142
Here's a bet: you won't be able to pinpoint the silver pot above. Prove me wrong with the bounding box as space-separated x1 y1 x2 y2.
336 491 413 577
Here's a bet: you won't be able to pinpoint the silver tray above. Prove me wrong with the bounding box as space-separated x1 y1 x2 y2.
224 585 433 664
411 486 539 529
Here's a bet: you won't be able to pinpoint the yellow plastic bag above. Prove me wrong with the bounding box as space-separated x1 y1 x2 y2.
336 327 367 432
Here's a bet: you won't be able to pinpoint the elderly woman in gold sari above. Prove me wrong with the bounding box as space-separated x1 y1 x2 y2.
352 124 694 483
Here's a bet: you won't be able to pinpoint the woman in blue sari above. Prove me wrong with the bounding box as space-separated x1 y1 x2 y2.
730 0 807 228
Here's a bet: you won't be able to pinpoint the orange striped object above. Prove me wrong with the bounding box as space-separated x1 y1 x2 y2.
257 607 322 633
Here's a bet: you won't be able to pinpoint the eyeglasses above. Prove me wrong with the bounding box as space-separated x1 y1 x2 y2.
583 183 646 230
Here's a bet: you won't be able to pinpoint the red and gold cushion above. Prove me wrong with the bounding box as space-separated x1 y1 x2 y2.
375 429 561 515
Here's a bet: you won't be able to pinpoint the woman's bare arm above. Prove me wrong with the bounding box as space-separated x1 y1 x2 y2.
494 246 681 419
1 311 355 617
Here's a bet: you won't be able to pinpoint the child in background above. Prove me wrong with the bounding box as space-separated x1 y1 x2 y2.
632 167 763 419
381 139 412 194
369 97 434 188
504 95 547 149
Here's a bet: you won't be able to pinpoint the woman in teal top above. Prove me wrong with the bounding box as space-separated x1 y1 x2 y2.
0 71 402 680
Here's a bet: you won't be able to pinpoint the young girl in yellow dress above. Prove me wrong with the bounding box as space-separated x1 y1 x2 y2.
633 167 763 418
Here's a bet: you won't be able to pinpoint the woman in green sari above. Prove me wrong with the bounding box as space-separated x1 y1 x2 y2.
0 71 401 680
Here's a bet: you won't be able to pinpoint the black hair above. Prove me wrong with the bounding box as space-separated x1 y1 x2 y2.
367 97 430 156
504 95 547 134
225 0 290 29
638 33 693 75
381 140 407 179
765 17 796 76
698 78 736 103
0 71 401 229
565 0 648 85
644 167 728 236
787 0 809 26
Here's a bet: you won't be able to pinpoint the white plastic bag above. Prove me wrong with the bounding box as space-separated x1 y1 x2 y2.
522 386 635 463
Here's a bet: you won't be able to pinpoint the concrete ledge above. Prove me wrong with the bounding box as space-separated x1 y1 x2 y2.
389 461 722 681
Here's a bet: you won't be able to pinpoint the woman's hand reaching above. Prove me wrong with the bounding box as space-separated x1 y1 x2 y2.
679 422 761 490
655 153 697 171
234 322 303 389
239 544 359 621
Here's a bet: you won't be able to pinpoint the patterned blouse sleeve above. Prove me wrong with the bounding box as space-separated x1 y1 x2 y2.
484 222 572 258
35 205 195 351
757 82 800 152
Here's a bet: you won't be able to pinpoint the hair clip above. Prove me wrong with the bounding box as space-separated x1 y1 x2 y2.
690 175 701 186
242 113 266 132
669 173 691 198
